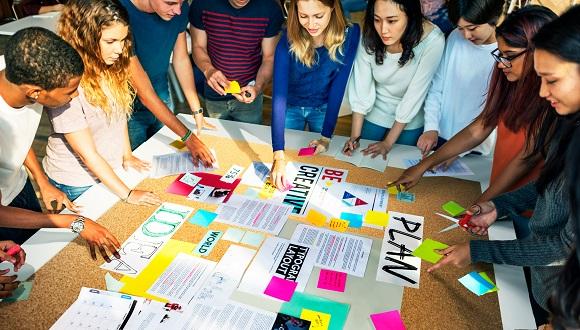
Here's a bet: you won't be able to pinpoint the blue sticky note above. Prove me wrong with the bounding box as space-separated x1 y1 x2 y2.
189 209 217 227
340 212 363 228
241 231 265 247
458 271 495 296
3 282 33 302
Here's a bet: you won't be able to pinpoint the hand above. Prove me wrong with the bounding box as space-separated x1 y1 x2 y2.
308 138 330 155
0 270 19 299
434 155 459 172
185 135 215 167
205 68 230 96
271 157 288 191
38 181 78 213
193 113 216 136
361 141 391 160
427 243 471 273
0 241 26 271
417 130 438 158
122 155 150 172
80 219 121 263
464 202 498 236
125 190 162 206
232 85 257 104
342 137 360 156
388 163 429 191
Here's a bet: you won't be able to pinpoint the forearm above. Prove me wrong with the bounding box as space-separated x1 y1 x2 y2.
38 4 61 14
23 149 50 188
254 58 274 94
123 123 132 158
350 113 365 139
0 205 76 229
82 153 131 199
172 57 201 111
383 121 406 146
192 47 215 79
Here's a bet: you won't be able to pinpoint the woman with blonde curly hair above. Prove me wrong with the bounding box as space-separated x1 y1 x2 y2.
42 0 161 206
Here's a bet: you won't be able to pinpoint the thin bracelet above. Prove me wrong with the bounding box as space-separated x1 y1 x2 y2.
471 203 482 215
124 190 133 202
180 129 192 142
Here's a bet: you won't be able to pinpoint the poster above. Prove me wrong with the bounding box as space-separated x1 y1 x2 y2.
167 172 240 204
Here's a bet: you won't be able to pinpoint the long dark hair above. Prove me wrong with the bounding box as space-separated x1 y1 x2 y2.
362 0 424 66
447 0 504 25
479 6 557 151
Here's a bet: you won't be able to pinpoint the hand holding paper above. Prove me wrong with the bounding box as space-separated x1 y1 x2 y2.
427 242 471 273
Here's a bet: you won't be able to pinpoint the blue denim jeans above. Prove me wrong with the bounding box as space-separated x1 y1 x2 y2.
205 93 264 125
285 104 327 133
48 178 93 202
360 119 423 146
128 89 174 150
0 178 40 244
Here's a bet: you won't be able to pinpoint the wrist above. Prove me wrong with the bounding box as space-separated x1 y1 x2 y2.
123 190 133 202
181 129 193 142
273 150 285 161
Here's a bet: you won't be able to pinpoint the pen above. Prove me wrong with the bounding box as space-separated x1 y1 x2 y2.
343 136 361 153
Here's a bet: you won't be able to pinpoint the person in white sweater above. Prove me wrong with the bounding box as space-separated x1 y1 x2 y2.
343 0 444 160
417 0 504 162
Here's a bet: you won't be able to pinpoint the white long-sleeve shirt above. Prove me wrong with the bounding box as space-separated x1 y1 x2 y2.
348 25 445 130
423 28 497 155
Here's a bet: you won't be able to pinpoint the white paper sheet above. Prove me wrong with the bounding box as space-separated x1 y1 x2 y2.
215 195 292 235
290 224 372 277
220 164 245 183
376 211 424 288
335 148 389 172
101 203 193 277
175 300 276 330
404 158 474 176
123 299 187 330
146 253 216 305
238 237 317 298
150 151 218 178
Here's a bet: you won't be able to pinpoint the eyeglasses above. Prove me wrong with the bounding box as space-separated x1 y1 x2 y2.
491 48 528 68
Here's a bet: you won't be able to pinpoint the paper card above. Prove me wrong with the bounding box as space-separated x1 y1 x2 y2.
259 181 278 199
225 80 241 94
105 273 124 292
264 276 298 301
442 201 465 217
329 218 349 232
317 269 347 292
306 209 327 227
187 184 213 201
240 231 265 247
458 271 495 296
300 309 331 330
396 192 415 203
189 209 217 227
387 186 399 195
270 313 311 330
193 230 223 256
280 292 349 330
478 272 498 292
340 212 363 228
179 173 202 187
370 310 406 330
298 146 317 157
220 165 245 183
169 140 186 150
222 227 246 243
365 211 389 227
411 239 449 264
2 281 33 303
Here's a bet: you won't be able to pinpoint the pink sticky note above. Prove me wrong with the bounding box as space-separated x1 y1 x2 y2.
370 310 406 330
317 269 347 292
298 146 316 157
264 276 298 301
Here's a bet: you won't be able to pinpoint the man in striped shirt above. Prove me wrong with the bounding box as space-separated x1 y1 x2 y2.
190 0 284 124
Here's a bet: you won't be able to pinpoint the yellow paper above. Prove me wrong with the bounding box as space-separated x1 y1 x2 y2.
364 210 389 227
329 218 349 232
259 181 277 199
300 308 331 330
120 239 196 301
169 140 186 150
387 186 399 195
225 80 241 94
306 209 327 227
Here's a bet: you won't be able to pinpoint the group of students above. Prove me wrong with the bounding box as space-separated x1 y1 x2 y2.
0 0 578 327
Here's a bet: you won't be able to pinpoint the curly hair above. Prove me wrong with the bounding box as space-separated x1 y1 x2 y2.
5 27 84 90
58 0 134 120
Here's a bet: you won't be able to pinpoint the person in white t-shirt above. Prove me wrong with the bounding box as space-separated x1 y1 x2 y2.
0 28 121 263
416 0 504 165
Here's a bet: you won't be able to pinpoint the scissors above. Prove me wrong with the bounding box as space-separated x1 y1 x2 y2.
436 212 474 233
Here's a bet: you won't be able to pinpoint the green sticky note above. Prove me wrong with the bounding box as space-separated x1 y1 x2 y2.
280 292 350 330
442 201 465 217
3 282 33 302
478 272 499 293
411 238 449 263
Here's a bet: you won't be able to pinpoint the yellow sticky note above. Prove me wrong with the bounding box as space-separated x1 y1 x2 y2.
300 308 331 330
169 139 186 150
120 239 196 301
387 186 399 195
364 210 389 227
306 209 327 227
259 181 277 199
329 218 349 232
225 80 241 94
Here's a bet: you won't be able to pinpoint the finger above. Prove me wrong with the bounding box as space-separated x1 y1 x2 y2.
1 281 20 292
64 199 78 213
427 256 451 273
98 244 111 263
0 275 17 283
0 291 14 298
231 93 244 102
382 153 387 161
15 250 26 270
0 251 16 264
437 246 455 255
105 240 121 260
0 269 9 275
44 199 54 211
204 121 217 130
189 153 201 167
55 197 65 212
89 242 97 261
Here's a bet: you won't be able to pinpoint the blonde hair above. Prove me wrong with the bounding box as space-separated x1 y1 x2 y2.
287 0 349 67
58 0 134 120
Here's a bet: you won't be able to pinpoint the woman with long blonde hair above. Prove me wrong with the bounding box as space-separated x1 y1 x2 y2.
42 0 161 206
270 0 360 189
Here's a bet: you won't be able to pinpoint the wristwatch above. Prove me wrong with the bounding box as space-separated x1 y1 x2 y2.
70 216 86 234
192 107 203 115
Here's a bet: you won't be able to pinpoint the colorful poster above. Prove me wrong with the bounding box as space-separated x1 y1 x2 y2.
167 172 240 204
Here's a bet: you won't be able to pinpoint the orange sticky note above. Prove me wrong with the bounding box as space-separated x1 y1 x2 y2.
329 218 349 232
225 80 241 94
365 211 389 227
306 209 327 227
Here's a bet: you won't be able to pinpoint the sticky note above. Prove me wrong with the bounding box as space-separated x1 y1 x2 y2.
105 273 124 292
458 271 495 296
179 173 202 187
259 181 277 199
3 282 33 303
300 308 332 330
169 140 186 150
340 212 363 228
387 186 399 195
243 187 261 198
306 209 327 227
189 209 217 227
411 239 449 264
280 292 349 330
396 191 415 203
298 146 317 157
442 201 465 217
222 227 246 243
478 272 498 293
264 276 298 301
317 269 347 292
329 218 349 232
364 211 389 227
225 80 241 94
240 231 265 247
370 310 406 330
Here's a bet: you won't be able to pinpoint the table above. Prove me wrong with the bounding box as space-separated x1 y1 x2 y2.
1 115 536 329
0 12 59 36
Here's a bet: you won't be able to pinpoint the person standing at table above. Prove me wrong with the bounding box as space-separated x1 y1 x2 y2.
343 0 445 160
42 0 162 205
416 0 504 160
270 0 360 189
119 0 215 166
0 27 120 261
189 0 284 124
